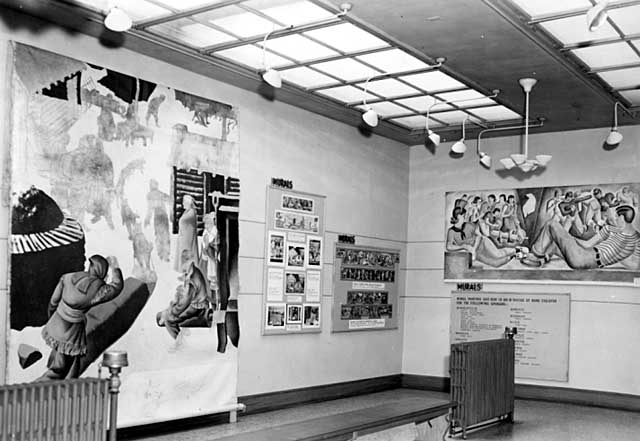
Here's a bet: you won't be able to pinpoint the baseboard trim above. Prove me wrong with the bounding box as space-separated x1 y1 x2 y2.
239 374 402 415
400 374 640 412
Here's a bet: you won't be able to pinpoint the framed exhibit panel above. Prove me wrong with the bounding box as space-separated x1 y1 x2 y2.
450 291 570 381
263 187 325 334
444 183 640 285
332 244 400 332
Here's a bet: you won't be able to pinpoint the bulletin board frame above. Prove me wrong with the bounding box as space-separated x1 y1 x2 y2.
332 244 400 332
262 186 325 335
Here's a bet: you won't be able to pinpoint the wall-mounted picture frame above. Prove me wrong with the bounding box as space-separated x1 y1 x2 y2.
306 235 323 268
268 231 286 266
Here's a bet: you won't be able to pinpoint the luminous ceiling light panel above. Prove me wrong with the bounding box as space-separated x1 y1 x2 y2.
540 15 618 45
429 110 473 124
355 101 409 117
508 0 591 17
316 85 377 103
389 116 431 129
207 10 283 38
249 0 335 27
572 42 640 70
608 5 640 35
619 89 640 106
259 34 339 62
310 58 380 82
152 0 216 10
356 78 419 99
469 106 521 121
150 21 236 48
399 71 466 92
279 67 340 89
597 67 640 89
356 49 430 74
216 44 292 70
304 23 390 54
394 96 453 112
436 89 496 107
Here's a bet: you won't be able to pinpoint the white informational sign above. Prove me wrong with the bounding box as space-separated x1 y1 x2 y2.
266 268 284 301
349 319 385 329
450 291 570 381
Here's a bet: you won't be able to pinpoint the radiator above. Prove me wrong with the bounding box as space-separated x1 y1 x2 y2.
0 378 110 441
449 338 515 438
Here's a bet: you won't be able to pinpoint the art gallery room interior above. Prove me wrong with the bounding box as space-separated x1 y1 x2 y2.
1 0 640 440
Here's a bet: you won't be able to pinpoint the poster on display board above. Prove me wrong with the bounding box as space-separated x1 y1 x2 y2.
450 291 570 381
444 183 640 285
332 244 400 332
263 186 325 334
6 43 241 426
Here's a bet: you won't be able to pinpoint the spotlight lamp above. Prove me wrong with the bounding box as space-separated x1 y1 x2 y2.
361 76 379 127
587 0 609 32
605 101 624 146
497 78 551 173
104 7 132 32
450 116 469 154
261 29 282 88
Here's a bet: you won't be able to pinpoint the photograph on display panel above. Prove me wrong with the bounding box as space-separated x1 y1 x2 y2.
267 231 285 266
444 183 640 284
7 43 240 426
306 235 323 268
281 194 314 213
286 243 306 269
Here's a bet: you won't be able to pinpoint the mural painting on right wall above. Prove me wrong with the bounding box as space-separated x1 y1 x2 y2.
444 183 640 285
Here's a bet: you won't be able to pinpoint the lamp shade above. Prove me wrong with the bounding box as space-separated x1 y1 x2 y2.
510 153 526 165
479 152 491 168
587 1 609 32
535 154 552 166
451 139 467 154
428 130 441 146
104 7 132 32
500 157 516 170
262 68 282 88
519 161 535 173
362 107 379 127
606 130 623 145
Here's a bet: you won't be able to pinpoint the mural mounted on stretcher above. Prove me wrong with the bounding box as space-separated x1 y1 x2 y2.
7 43 241 426
444 183 640 285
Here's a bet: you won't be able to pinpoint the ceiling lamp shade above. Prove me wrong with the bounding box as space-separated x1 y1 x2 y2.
450 116 468 154
262 68 282 88
497 78 551 173
605 101 624 146
479 151 491 168
362 106 379 127
427 129 441 146
104 7 132 32
587 0 609 32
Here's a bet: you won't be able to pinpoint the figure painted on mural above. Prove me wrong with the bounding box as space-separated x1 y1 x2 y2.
97 106 116 141
120 198 140 240
173 194 200 272
145 179 171 262
157 256 211 339
37 255 123 380
201 212 220 300
131 221 154 282
145 94 166 127
522 205 640 270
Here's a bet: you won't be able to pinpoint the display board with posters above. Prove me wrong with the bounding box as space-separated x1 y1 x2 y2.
332 244 400 332
450 291 570 381
263 186 325 334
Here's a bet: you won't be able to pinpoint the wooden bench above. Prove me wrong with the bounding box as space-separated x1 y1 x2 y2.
214 397 456 441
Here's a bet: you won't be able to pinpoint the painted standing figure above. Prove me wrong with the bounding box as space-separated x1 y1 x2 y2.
37 255 123 380
145 179 171 262
173 194 199 272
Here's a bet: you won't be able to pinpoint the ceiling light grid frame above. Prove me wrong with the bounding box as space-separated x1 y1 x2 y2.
506 0 640 109
61 0 524 138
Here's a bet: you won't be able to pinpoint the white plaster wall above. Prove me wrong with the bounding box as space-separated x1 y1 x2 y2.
0 12 409 396
403 125 640 395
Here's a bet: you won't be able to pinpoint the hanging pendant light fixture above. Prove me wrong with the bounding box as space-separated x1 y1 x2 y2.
450 115 469 154
104 6 132 32
498 78 551 172
261 28 282 88
605 101 624 146
360 75 379 127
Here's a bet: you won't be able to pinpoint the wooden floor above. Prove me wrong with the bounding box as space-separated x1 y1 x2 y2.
123 389 640 441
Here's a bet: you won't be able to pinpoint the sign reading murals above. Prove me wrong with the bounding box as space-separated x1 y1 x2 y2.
444 184 640 284
8 43 240 426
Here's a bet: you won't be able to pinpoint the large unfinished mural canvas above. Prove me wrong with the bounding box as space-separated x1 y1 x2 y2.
444 184 640 284
7 43 240 425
